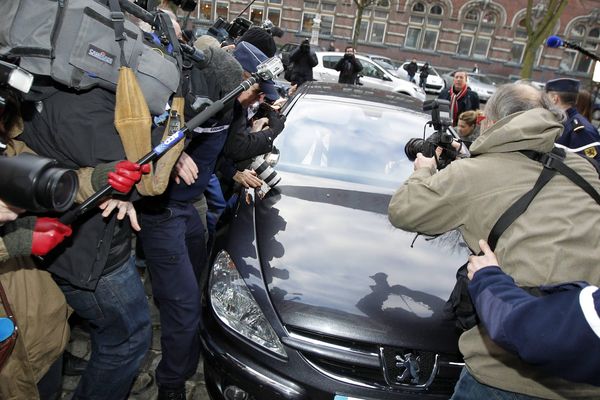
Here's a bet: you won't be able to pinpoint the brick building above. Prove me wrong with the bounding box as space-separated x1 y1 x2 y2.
182 0 600 85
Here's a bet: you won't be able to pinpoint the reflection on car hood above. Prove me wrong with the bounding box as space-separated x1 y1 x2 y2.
255 171 467 353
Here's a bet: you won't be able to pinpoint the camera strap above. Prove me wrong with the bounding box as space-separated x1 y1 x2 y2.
487 148 600 252
447 147 600 331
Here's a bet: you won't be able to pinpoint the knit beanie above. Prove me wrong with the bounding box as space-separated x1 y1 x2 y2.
238 27 277 57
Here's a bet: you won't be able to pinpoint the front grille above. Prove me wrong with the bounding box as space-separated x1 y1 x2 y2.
285 327 462 396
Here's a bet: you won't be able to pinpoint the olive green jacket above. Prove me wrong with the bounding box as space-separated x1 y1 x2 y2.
388 108 600 399
0 138 72 399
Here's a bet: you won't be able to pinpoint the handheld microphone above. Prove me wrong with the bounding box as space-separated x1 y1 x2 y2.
546 35 564 48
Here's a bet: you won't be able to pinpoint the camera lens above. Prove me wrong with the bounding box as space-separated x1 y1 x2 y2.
0 153 78 212
36 168 78 212
251 157 281 189
404 138 425 161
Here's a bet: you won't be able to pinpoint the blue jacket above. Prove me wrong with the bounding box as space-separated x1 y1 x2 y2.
557 107 600 161
468 266 600 386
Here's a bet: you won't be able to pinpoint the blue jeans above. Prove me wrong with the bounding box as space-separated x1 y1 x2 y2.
138 202 206 388
58 257 151 400
451 368 543 400
205 174 226 235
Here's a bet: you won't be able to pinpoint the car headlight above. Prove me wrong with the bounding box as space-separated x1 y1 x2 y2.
209 250 287 357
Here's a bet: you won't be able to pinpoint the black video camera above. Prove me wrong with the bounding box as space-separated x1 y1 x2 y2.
0 61 78 212
207 17 253 45
404 100 460 170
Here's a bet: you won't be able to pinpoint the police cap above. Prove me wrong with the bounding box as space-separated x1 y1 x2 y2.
545 78 580 93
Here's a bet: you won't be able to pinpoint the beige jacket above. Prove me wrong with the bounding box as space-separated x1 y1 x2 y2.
0 138 71 399
388 108 600 399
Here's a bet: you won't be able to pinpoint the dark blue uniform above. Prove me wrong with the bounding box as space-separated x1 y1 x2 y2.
557 107 600 161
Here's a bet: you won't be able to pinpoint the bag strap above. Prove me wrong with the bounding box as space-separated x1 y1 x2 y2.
487 148 600 252
0 280 17 327
107 0 129 68
487 155 558 251
521 149 600 206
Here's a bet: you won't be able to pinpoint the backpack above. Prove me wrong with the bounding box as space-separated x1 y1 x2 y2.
0 0 180 115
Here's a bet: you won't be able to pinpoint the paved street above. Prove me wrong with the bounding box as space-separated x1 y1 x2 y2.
59 272 211 400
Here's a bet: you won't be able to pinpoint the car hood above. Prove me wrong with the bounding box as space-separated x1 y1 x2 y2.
254 171 467 353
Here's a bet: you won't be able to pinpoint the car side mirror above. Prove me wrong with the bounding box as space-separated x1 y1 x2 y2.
383 75 392 81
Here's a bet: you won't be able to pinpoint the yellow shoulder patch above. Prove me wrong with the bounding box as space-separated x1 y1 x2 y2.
584 147 598 159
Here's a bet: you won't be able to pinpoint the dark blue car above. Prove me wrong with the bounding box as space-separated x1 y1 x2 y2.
201 82 468 400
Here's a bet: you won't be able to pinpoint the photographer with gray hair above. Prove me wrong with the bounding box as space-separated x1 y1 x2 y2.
388 84 600 399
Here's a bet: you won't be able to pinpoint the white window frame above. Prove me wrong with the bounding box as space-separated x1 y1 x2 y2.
320 14 335 36
266 7 281 26
301 12 316 33
249 6 264 25
404 26 422 49
510 42 526 64
472 36 491 58
422 29 438 51
457 35 474 56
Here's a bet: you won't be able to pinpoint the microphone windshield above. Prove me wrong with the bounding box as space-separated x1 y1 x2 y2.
546 35 563 48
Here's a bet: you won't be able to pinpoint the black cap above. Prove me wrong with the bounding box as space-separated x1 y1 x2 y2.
545 78 580 93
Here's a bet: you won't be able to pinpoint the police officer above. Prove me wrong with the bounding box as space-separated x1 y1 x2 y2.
545 77 600 161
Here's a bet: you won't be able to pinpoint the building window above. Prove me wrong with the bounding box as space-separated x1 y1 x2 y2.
412 2 425 13
404 1 443 50
473 37 490 58
405 27 421 48
457 35 473 55
509 17 527 64
422 29 438 51
510 43 525 64
250 7 264 24
430 5 442 15
358 20 369 42
559 50 577 72
267 8 281 26
199 0 212 20
457 6 498 58
320 15 334 36
564 19 600 74
304 1 318 9
322 2 336 12
371 22 386 43
216 2 229 19
301 12 316 33
269 0 282 4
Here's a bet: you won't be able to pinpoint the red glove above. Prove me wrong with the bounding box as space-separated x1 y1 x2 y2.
31 217 73 256
107 161 151 193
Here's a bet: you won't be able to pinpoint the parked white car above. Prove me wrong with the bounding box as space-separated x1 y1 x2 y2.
396 61 446 94
313 52 426 101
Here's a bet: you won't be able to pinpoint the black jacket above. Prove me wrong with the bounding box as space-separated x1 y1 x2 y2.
404 61 418 77
289 46 318 86
437 86 480 125
335 55 363 85
223 100 277 163
20 86 132 290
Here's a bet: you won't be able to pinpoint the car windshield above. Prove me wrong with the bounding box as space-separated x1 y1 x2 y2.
276 95 434 189
373 59 400 77
470 74 494 85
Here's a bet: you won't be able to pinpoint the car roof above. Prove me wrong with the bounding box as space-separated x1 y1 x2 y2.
288 81 424 112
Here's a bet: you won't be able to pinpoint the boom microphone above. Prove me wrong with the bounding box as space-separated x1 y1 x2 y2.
545 35 600 62
546 35 564 48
